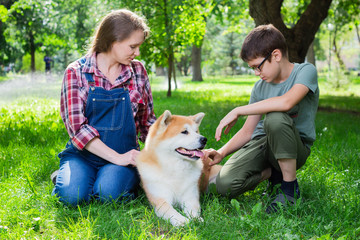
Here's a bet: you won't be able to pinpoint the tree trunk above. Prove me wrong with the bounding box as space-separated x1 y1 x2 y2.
191 44 203 81
64 49 68 71
249 0 332 63
355 24 360 45
167 53 173 97
163 0 174 96
30 31 35 72
332 30 346 71
172 58 177 89
306 41 315 66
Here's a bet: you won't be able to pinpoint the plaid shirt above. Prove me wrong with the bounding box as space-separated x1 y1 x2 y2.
60 53 156 150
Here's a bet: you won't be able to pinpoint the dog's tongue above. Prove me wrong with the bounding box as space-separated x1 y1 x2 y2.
177 148 204 158
190 150 204 158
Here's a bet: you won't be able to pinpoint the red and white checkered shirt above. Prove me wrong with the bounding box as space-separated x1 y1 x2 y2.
60 53 156 150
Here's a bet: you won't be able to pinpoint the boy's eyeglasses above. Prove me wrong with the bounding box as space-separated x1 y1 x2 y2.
249 51 272 72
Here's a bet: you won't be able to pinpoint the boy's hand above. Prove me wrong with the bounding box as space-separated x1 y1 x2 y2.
215 109 239 141
202 149 224 166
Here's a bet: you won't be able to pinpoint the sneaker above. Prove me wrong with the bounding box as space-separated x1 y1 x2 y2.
265 191 300 214
261 181 280 198
50 170 59 185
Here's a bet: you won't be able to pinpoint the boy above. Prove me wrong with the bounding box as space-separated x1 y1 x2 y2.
203 24 319 213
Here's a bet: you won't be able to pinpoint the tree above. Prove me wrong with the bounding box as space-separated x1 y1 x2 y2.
0 0 16 66
249 0 332 63
121 0 208 96
187 0 215 82
48 0 101 70
175 46 192 76
327 0 360 70
189 0 248 81
5 0 49 72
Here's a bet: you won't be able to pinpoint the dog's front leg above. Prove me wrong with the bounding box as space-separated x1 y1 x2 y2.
183 200 202 220
181 190 202 221
153 198 189 227
145 189 189 227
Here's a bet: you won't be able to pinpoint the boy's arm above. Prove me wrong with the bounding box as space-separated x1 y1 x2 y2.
215 83 309 140
205 114 261 165
235 83 309 115
218 114 261 157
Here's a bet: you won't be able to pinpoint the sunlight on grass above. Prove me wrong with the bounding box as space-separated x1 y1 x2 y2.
0 73 359 239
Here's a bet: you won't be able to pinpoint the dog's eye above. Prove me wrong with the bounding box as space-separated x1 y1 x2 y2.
181 130 189 135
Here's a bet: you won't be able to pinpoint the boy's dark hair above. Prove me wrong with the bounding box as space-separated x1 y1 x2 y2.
240 24 288 62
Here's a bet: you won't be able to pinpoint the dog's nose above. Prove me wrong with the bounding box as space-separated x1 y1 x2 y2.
200 136 207 146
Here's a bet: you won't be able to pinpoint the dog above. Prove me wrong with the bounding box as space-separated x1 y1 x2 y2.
136 110 217 226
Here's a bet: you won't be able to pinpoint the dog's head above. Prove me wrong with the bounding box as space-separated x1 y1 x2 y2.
146 110 207 161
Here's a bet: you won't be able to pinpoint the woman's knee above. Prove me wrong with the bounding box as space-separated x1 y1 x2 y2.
55 184 92 206
55 157 96 206
94 165 140 202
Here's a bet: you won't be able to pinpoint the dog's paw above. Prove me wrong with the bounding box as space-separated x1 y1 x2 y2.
170 215 189 227
196 216 204 222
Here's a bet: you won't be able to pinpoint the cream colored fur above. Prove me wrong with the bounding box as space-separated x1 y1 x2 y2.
136 110 209 226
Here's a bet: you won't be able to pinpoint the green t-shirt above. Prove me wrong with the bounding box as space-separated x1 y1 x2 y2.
249 62 319 147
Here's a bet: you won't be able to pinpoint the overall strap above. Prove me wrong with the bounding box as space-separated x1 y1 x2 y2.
79 56 95 87
84 73 95 85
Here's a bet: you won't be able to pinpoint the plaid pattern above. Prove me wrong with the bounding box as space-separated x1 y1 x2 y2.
60 53 156 150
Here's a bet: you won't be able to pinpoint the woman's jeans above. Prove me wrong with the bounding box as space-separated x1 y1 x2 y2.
53 145 139 206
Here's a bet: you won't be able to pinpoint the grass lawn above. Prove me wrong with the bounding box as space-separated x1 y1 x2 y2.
0 72 359 239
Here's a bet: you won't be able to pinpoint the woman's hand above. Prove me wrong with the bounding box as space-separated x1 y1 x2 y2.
202 148 224 166
85 138 140 167
115 149 140 167
215 108 239 141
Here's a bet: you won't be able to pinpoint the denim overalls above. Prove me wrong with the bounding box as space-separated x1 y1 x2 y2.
54 70 140 206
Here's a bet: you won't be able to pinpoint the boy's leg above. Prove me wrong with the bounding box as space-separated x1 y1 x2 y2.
264 112 309 172
216 137 269 198
263 112 310 212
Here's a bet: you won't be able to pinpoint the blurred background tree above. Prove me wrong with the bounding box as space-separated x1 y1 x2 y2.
0 0 359 91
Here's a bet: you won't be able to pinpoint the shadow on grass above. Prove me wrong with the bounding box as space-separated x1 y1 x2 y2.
319 95 360 113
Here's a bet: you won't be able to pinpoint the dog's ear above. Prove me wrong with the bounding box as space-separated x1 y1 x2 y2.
192 112 205 125
160 110 172 126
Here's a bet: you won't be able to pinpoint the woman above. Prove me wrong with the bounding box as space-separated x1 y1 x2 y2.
53 9 156 206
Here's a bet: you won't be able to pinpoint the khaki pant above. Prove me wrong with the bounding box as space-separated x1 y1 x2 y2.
216 112 311 198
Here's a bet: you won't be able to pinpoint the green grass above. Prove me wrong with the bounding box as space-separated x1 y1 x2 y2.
0 73 360 239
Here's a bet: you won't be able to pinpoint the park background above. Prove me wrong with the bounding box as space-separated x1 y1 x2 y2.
0 0 360 239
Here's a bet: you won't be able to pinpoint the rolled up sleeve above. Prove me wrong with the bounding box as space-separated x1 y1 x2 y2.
60 68 99 150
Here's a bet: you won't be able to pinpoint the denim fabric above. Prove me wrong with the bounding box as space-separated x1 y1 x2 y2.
54 73 139 206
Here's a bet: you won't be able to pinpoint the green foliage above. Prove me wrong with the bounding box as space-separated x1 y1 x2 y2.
0 5 8 22
326 68 351 89
0 74 360 239
22 52 45 73
1 0 359 77
175 0 213 47
0 75 10 83
120 0 210 67
281 0 311 28
6 0 45 50
325 0 360 70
